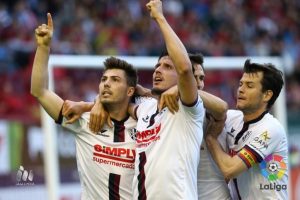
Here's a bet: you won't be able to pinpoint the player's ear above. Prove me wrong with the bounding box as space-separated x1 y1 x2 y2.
127 87 135 97
263 90 273 102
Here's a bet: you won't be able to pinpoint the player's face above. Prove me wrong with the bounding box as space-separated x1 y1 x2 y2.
236 72 268 115
152 56 178 95
193 63 205 90
99 69 132 105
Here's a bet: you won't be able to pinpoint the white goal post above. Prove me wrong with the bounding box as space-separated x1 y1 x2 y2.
43 55 287 199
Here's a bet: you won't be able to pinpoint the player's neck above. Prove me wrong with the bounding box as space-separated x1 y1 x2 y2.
157 95 165 111
243 108 268 122
106 103 129 121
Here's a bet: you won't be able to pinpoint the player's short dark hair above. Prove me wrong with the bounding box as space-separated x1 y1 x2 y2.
188 53 204 73
158 49 169 61
157 50 205 76
243 59 284 110
103 56 137 87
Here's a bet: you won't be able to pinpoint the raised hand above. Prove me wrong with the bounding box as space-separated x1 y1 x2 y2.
146 0 163 19
35 13 53 47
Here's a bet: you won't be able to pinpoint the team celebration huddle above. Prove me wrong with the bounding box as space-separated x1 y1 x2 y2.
31 0 288 199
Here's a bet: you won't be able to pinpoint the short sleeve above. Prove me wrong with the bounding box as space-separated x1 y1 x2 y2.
238 127 285 168
59 113 90 135
180 95 204 120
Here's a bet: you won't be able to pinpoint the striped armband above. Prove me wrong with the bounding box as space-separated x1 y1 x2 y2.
238 145 263 168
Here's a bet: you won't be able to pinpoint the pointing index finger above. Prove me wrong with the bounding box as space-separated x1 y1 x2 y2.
47 13 53 31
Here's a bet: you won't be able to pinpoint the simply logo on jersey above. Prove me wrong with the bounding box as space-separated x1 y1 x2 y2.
136 123 161 146
259 154 287 191
16 166 34 186
93 144 135 169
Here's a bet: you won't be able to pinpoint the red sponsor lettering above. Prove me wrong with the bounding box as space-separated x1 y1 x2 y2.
136 136 161 147
136 123 161 141
93 145 135 159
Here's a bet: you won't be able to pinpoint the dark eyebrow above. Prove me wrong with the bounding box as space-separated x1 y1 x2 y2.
240 80 254 85
102 75 121 79
164 63 173 68
111 75 121 79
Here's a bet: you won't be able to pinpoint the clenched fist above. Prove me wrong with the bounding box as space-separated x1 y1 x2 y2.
146 0 164 20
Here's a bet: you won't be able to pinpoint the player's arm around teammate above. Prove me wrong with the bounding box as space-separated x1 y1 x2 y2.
61 84 152 132
158 86 228 120
205 126 247 179
62 96 112 131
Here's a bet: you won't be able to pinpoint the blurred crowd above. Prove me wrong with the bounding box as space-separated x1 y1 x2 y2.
0 0 300 123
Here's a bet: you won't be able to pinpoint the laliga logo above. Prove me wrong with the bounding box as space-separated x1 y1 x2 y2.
260 154 286 181
259 154 287 191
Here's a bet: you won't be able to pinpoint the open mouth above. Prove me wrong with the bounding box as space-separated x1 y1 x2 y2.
153 76 163 83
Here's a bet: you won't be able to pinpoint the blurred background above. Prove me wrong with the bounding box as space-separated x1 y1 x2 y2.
0 0 299 199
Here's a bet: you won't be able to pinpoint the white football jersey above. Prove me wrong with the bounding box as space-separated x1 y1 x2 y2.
197 114 231 200
226 110 288 200
132 97 205 199
59 112 137 200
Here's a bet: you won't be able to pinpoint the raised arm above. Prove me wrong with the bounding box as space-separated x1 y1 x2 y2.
146 0 197 105
30 13 63 121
